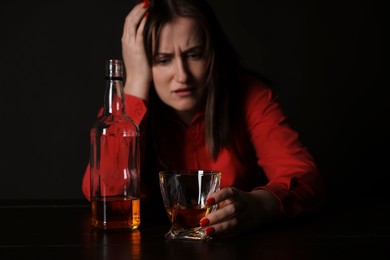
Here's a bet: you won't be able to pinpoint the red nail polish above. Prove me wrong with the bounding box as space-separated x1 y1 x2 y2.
205 227 215 236
206 198 215 205
199 218 210 227
143 0 149 8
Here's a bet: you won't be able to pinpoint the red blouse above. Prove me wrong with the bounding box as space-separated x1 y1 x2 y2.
82 74 325 218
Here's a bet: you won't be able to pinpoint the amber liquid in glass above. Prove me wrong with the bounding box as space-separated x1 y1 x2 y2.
91 196 140 229
167 206 211 229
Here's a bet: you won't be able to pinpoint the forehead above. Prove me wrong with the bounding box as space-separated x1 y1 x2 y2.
156 17 204 51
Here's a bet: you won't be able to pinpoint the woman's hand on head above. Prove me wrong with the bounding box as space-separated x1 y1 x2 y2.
200 187 281 237
121 1 152 100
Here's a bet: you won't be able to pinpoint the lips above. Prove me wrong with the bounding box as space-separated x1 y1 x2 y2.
172 87 195 97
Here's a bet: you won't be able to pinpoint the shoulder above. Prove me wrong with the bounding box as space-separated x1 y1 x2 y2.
238 70 276 106
236 70 285 122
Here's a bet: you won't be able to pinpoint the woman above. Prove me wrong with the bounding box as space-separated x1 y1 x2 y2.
82 0 325 237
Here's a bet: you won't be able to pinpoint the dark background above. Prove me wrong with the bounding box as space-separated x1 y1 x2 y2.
0 0 387 202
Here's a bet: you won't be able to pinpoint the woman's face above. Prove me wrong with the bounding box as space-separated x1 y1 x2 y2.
152 17 207 115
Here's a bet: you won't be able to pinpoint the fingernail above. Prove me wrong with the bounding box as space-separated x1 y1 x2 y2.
143 0 149 8
205 227 215 236
199 218 210 227
206 198 215 206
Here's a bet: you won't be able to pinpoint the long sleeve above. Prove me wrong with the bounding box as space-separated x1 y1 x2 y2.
243 76 325 217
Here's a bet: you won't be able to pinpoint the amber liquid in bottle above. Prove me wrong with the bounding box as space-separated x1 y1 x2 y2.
91 196 140 229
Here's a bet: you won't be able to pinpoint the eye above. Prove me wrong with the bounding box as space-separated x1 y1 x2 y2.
187 51 202 60
154 55 172 65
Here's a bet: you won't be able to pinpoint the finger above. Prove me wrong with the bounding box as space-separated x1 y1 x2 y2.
141 0 150 9
201 201 239 228
122 3 148 38
135 14 147 43
206 216 238 237
206 187 237 206
205 207 251 236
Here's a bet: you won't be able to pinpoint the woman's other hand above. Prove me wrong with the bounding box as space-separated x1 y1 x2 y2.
200 187 281 237
121 1 152 100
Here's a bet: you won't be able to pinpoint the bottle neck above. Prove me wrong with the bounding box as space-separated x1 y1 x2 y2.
103 78 126 116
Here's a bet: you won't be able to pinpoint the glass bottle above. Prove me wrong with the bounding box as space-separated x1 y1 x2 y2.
90 59 141 230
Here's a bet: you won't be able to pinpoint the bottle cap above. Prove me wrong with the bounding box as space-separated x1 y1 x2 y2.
105 59 123 79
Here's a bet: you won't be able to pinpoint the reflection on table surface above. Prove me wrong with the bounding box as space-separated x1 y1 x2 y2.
0 197 389 259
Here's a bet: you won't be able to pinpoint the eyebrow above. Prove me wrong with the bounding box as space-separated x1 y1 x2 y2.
156 45 203 56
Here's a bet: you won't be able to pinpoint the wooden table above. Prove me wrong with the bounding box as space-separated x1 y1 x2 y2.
0 197 389 259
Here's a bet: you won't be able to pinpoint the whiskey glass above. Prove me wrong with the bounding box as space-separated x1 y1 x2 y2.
159 170 221 240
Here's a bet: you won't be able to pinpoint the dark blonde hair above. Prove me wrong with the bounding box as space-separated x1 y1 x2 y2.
144 0 241 160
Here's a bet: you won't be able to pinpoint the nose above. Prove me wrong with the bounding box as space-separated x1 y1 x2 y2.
174 57 188 83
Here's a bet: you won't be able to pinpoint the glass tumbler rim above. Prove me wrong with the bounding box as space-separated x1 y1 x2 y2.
159 169 221 177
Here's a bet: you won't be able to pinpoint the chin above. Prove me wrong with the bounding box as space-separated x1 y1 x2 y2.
173 106 195 113
170 100 197 112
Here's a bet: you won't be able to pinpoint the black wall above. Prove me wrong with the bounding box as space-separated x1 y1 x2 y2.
0 0 386 202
